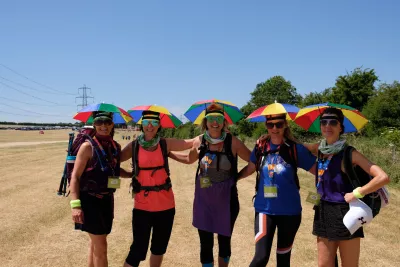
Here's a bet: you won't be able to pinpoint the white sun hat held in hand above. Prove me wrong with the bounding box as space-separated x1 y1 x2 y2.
343 198 373 235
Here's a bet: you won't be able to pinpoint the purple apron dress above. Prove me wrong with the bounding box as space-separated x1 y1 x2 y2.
193 151 235 236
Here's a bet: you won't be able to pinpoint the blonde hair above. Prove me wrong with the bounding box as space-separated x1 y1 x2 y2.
200 103 228 132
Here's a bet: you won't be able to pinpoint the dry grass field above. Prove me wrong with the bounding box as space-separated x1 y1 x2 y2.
0 129 399 267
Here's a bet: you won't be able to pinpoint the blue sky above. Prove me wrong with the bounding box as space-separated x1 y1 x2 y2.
0 0 399 123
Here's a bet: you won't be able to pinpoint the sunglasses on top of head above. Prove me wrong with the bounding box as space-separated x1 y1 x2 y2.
94 119 113 126
320 119 339 127
206 115 224 124
266 121 285 129
142 119 160 127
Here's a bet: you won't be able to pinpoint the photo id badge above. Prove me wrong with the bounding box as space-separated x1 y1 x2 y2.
107 176 121 189
200 177 212 188
264 185 278 198
306 191 320 205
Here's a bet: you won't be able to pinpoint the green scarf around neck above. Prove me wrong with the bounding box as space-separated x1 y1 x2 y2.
137 133 160 148
318 139 347 155
203 131 227 145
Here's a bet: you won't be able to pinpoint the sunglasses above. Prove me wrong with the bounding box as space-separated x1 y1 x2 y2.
94 119 113 126
206 115 224 124
142 119 160 127
266 121 285 129
320 119 339 127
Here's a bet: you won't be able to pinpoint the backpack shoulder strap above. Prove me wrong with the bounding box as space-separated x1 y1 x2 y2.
283 140 298 166
290 141 298 167
253 139 268 197
342 145 360 188
224 133 235 160
195 135 208 178
255 139 268 171
285 140 300 189
224 133 238 179
198 135 208 159
132 139 140 177
159 138 170 177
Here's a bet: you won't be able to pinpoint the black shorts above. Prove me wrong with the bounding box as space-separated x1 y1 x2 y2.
313 200 364 241
125 208 175 267
74 192 114 235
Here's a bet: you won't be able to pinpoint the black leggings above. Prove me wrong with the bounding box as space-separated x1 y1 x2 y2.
125 208 175 267
198 192 240 264
249 213 301 267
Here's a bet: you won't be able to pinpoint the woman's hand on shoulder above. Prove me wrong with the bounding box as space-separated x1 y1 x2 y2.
303 142 319 156
258 134 269 143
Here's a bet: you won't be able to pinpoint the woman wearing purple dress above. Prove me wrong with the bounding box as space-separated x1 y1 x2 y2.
169 103 250 267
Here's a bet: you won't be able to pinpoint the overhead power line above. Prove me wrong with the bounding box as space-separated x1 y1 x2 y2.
0 110 36 117
0 63 76 95
0 81 73 106
0 96 71 107
0 75 70 95
0 103 68 117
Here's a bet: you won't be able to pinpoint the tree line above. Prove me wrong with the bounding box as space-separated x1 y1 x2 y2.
162 67 400 143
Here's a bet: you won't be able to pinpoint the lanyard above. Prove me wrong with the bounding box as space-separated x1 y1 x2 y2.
316 155 333 189
93 137 118 158
267 153 279 182
262 142 282 183
93 137 118 175
203 153 216 174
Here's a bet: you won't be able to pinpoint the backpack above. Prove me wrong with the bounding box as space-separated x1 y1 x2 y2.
57 126 110 196
254 139 298 199
196 133 238 181
57 131 76 196
342 145 381 217
130 138 171 196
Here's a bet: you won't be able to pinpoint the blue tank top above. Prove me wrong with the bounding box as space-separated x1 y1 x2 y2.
317 151 353 203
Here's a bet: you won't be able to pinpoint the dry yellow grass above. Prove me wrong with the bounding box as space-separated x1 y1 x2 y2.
0 130 399 267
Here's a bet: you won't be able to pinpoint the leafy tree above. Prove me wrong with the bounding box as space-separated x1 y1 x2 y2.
301 88 333 107
363 81 400 132
331 67 378 110
238 76 302 137
248 76 302 108
237 103 256 137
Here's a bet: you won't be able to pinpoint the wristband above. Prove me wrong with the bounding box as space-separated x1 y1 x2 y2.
353 187 364 199
70 199 81 209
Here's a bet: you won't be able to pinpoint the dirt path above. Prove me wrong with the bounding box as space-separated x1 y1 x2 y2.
0 140 67 148
0 141 398 267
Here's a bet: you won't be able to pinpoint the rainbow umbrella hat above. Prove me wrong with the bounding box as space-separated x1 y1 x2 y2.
294 102 368 133
184 99 244 125
73 103 133 124
127 105 182 128
246 102 300 122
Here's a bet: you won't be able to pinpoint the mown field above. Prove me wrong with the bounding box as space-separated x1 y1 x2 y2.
0 129 398 267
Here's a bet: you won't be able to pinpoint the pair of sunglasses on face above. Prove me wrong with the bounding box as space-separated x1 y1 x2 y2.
266 121 285 129
206 115 224 124
142 119 160 127
94 119 113 126
320 118 339 127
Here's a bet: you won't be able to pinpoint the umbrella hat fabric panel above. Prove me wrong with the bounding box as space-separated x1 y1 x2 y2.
294 102 368 133
184 99 244 125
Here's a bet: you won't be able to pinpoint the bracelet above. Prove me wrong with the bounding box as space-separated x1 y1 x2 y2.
353 187 365 199
70 199 81 209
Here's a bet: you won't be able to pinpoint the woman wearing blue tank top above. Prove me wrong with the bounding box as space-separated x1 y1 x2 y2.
239 113 317 267
312 107 389 267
